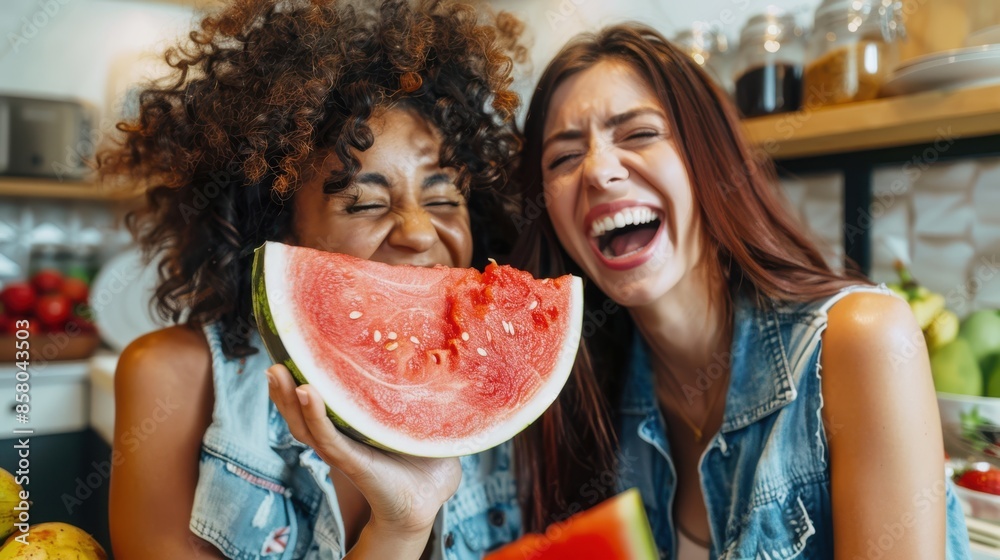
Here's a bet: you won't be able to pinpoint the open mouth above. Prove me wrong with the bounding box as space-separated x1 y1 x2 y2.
589 207 662 259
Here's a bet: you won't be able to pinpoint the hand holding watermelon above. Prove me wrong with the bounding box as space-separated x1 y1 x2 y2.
266 364 461 537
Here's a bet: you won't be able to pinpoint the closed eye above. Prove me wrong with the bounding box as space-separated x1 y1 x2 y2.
547 153 582 171
346 203 387 214
623 130 660 142
425 200 461 207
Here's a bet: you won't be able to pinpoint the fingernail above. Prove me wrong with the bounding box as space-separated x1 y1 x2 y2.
265 370 275 388
296 387 309 407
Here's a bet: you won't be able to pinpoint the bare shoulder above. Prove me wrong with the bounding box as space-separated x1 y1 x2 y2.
117 325 211 381
111 325 222 557
823 290 922 371
819 292 946 557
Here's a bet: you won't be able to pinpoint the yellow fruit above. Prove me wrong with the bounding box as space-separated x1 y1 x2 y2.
0 522 106 560
910 292 946 330
0 470 23 541
926 310 960 351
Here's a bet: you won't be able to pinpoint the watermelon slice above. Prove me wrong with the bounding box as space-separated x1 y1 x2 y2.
251 242 583 458
484 488 658 560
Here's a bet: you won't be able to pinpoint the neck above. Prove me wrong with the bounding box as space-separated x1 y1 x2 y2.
630 258 732 386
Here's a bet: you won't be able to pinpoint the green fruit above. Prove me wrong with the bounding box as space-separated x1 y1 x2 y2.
926 310 960 351
931 338 983 396
959 310 1000 363
910 292 945 330
986 357 1000 398
887 284 909 301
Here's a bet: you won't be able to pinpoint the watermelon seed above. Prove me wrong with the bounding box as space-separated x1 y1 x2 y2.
461 332 470 341
374 330 382 342
529 300 538 310
387 332 398 340
477 347 487 356
385 341 399 351
487 331 492 343
349 311 363 319
410 336 420 345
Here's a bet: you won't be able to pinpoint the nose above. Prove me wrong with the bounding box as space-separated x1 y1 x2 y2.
582 146 629 192
387 205 438 255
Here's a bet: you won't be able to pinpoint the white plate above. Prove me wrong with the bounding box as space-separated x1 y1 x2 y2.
882 44 1000 97
89 246 171 352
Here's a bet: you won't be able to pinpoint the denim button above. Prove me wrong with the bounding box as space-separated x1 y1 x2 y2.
488 509 505 527
445 532 455 548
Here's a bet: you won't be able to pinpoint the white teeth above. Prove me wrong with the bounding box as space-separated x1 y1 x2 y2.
589 207 660 237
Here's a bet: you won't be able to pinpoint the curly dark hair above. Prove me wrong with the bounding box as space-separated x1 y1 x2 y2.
98 0 525 358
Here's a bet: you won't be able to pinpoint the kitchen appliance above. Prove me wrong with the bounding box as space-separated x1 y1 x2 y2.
0 95 95 180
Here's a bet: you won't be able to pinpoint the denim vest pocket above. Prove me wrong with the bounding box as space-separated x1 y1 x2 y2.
719 483 818 560
191 450 299 560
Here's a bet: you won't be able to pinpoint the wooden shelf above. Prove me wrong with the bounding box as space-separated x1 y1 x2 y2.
743 83 1000 159
0 177 142 201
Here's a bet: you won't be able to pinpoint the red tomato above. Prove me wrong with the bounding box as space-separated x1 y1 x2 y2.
34 294 72 326
0 283 37 315
957 469 1000 496
31 269 64 294
60 277 90 305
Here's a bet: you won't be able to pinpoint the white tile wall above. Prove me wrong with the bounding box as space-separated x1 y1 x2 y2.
779 171 845 271
785 156 1000 318
781 158 1000 317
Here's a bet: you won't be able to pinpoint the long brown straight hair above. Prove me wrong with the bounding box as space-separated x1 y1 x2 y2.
509 23 866 532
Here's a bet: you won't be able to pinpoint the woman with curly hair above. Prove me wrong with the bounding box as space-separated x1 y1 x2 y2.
99 1 524 558
508 23 971 559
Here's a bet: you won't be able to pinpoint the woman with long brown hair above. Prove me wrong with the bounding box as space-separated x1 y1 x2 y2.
510 23 971 559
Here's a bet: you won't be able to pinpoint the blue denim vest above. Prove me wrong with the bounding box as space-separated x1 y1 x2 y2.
617 284 972 559
189 323 521 559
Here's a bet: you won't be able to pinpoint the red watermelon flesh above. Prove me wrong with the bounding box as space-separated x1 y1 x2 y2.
252 242 583 457
484 488 658 560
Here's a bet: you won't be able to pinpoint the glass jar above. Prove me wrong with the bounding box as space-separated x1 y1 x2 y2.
674 23 735 96
734 8 807 118
804 0 905 108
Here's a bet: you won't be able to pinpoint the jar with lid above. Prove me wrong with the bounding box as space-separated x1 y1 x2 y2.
734 8 806 118
674 22 735 96
804 0 905 108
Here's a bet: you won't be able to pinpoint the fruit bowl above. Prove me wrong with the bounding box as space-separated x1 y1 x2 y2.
0 332 101 363
949 458 1000 523
938 392 1000 465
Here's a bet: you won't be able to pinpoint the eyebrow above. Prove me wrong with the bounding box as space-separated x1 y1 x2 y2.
542 107 667 152
351 171 453 189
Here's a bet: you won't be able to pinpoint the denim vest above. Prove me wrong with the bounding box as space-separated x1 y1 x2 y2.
617 284 971 560
189 323 521 559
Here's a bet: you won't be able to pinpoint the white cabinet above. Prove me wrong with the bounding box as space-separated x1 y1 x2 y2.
0 360 89 436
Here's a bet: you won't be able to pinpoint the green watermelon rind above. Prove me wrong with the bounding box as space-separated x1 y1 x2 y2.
250 241 584 458
620 488 659 560
251 243 391 452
